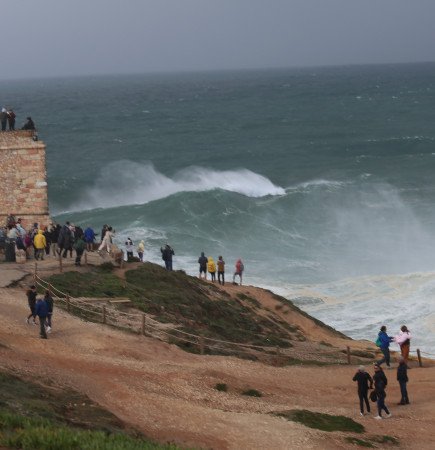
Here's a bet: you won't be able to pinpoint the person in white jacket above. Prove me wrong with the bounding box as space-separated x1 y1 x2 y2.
395 325 411 365
98 226 113 255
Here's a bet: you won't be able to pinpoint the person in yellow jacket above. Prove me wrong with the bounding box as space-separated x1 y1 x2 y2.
207 256 216 282
33 229 47 261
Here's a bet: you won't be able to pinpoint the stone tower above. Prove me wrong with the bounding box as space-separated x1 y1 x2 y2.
0 131 50 228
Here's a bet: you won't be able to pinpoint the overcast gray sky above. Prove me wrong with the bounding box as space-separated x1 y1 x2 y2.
2 0 434 80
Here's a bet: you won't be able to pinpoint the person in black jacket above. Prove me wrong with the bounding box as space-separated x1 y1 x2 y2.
198 252 208 279
160 244 174 271
352 365 373 415
57 222 72 258
373 364 392 419
397 356 410 405
26 285 37 325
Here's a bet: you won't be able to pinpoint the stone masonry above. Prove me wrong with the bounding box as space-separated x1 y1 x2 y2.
0 130 50 228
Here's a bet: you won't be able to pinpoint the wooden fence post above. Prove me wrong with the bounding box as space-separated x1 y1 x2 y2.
346 346 351 364
33 262 37 282
66 294 70 312
102 305 106 324
59 253 63 273
199 335 205 355
141 314 146 335
48 283 52 295
417 348 423 367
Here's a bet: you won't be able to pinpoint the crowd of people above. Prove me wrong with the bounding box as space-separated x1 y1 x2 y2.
352 324 412 419
197 253 244 285
1 216 98 266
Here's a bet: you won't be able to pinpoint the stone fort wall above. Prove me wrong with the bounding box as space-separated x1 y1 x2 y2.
0 131 50 229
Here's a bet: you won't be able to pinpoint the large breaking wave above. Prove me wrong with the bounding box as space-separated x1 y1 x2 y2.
67 161 285 212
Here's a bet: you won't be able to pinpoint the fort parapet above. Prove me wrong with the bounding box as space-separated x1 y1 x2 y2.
0 131 50 228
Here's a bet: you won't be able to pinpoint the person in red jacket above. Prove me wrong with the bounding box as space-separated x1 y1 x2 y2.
233 259 244 285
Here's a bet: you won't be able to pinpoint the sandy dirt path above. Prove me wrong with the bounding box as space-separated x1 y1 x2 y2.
0 286 434 449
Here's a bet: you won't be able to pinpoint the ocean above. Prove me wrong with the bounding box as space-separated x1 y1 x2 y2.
2 63 435 354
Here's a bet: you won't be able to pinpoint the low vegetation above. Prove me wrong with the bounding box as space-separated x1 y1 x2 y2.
46 263 303 351
273 409 364 433
0 371 182 450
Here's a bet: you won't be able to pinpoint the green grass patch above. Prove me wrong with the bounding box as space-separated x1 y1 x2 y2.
369 435 399 446
274 409 364 433
345 437 374 448
214 383 228 392
241 389 262 398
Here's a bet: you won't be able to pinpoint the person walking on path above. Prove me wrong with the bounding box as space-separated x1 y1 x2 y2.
198 252 208 279
217 256 225 285
233 259 244 285
35 296 49 339
160 244 174 271
137 240 145 262
376 325 393 368
397 356 410 405
26 286 37 325
207 256 216 282
44 291 54 333
395 325 411 365
57 222 72 258
352 365 373 416
373 364 392 419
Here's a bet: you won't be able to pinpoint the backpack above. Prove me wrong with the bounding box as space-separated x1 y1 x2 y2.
375 337 381 347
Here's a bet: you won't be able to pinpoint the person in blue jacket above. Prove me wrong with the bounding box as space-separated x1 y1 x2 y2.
376 325 393 368
35 296 49 339
84 226 96 252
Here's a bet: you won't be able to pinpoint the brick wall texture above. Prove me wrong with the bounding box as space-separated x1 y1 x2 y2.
0 131 51 228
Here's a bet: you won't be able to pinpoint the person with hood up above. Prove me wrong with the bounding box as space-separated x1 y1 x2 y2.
217 256 225 285
207 256 216 282
376 325 393 369
395 325 412 365
160 244 174 271
352 365 373 416
33 229 46 261
137 240 145 262
198 252 208 279
233 259 244 285
372 364 392 419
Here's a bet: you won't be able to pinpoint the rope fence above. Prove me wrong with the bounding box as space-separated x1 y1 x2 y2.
33 272 431 367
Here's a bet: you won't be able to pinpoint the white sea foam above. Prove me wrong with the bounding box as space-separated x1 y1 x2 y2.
70 161 285 211
280 272 435 353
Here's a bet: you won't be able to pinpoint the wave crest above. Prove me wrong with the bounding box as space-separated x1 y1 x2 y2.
71 161 285 211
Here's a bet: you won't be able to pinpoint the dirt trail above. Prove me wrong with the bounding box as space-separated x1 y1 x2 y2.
0 286 434 449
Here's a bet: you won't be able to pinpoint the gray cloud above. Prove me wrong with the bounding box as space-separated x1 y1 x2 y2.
2 0 435 80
